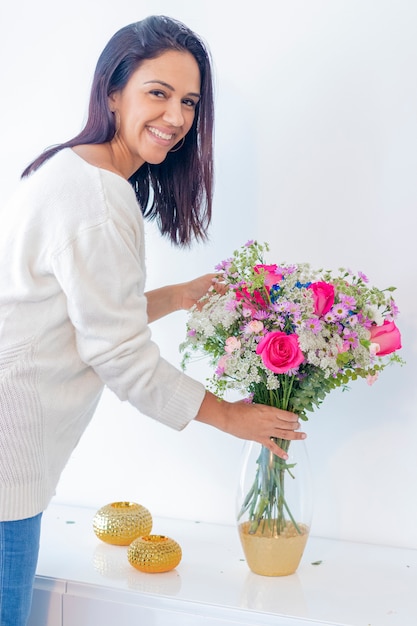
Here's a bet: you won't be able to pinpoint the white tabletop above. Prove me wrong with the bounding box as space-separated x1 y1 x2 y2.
34 503 417 626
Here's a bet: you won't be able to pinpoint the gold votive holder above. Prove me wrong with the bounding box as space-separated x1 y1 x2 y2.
127 535 182 573
93 502 152 546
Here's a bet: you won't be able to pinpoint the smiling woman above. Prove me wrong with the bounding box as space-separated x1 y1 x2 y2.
22 16 214 246
102 49 201 175
0 15 305 626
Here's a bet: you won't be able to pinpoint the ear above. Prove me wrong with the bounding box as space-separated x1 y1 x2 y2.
108 92 118 113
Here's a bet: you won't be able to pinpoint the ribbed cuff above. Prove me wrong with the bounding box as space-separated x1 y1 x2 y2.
0 481 51 521
158 373 206 431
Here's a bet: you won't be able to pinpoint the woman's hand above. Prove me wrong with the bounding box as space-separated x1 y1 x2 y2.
178 273 219 310
194 392 306 460
145 274 224 322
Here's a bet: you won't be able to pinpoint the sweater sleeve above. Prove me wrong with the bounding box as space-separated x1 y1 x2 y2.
50 177 205 431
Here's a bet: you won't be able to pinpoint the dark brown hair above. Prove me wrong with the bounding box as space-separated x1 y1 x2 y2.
22 16 215 246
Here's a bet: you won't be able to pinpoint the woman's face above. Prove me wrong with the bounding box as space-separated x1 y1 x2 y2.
108 49 201 177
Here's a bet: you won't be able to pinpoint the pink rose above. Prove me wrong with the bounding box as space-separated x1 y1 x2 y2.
256 331 304 374
369 320 402 356
225 337 241 353
254 264 283 288
308 281 335 316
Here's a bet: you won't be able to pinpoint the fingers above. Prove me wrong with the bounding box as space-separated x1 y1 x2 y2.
272 428 306 441
272 408 304 435
250 403 306 438
265 432 306 460
273 420 307 441
275 408 299 424
267 438 290 460
264 407 307 459
209 397 307 457
210 274 228 295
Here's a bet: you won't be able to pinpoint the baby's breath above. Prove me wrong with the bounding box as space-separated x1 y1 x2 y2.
181 241 403 421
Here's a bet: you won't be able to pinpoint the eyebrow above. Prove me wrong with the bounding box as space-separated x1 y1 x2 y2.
144 80 200 99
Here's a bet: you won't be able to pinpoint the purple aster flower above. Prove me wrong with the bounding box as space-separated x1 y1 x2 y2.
346 314 359 326
225 299 238 311
306 318 322 334
339 294 356 308
254 310 270 320
362 316 373 329
278 264 297 276
214 258 233 272
343 329 359 348
390 299 400 317
272 315 286 330
323 311 337 323
358 271 369 283
287 302 302 318
331 302 349 320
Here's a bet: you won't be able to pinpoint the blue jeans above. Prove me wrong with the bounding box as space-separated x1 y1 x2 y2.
0 513 42 626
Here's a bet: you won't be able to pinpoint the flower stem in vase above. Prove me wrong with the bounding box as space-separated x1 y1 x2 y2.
237 438 311 576
241 441 301 537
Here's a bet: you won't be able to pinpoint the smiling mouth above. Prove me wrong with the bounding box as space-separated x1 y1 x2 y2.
148 127 175 141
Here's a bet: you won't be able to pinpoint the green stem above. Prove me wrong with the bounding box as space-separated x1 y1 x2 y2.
238 379 302 536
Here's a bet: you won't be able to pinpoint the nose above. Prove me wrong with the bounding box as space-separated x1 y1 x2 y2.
162 98 184 127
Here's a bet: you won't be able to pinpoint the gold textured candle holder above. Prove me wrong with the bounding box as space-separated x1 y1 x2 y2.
127 535 182 573
93 502 152 546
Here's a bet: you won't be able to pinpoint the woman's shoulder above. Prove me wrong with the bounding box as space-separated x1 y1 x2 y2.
28 147 135 206
20 148 139 240
71 144 121 177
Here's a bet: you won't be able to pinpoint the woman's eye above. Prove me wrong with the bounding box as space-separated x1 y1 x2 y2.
182 98 198 108
150 89 166 98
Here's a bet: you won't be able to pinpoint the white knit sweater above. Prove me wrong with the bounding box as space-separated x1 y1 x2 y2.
0 149 205 521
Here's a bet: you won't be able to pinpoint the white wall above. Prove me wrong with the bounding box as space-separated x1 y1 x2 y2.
1 0 416 548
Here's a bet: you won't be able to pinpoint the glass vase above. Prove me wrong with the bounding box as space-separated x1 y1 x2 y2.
236 439 313 576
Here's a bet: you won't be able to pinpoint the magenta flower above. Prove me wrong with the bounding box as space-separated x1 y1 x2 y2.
308 281 335 317
369 320 402 356
254 264 283 288
256 331 304 374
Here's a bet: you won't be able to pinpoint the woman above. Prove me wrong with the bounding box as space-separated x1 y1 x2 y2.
0 16 305 626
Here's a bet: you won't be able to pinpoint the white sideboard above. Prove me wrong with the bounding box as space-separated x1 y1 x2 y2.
28 503 417 626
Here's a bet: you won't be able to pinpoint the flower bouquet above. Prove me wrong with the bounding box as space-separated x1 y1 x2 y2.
181 241 403 573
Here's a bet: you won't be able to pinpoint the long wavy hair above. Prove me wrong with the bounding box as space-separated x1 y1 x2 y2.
22 16 215 246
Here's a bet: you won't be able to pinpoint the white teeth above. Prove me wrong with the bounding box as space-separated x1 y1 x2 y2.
148 127 174 140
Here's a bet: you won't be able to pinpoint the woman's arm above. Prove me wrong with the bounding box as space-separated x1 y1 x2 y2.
194 391 306 460
145 277 305 458
145 274 217 322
